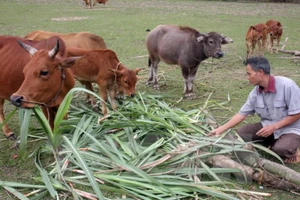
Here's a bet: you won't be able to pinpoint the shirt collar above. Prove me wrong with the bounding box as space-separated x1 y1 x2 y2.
258 75 276 93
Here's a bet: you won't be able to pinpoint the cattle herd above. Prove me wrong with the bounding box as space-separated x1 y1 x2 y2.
0 16 282 140
246 19 283 60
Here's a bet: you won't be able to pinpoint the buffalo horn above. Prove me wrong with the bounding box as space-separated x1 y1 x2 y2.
17 40 37 56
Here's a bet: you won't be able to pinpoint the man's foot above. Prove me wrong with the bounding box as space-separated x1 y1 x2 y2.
284 148 300 164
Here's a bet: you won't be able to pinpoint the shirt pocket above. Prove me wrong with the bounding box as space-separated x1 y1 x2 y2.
254 101 268 119
273 101 288 120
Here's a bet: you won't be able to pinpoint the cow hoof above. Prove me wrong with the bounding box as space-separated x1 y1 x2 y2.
5 133 17 141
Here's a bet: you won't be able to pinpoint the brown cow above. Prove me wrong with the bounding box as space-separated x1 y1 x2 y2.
93 0 108 7
83 0 92 8
66 47 140 115
8 38 78 138
266 20 283 54
245 23 268 60
24 30 107 50
146 25 233 99
83 0 107 8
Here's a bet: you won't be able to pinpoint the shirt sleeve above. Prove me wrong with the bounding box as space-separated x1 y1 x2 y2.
285 81 300 115
239 88 256 116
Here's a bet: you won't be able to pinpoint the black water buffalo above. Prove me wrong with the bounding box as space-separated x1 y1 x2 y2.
146 25 233 98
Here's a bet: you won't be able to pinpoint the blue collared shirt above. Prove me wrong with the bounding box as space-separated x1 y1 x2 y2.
239 75 300 139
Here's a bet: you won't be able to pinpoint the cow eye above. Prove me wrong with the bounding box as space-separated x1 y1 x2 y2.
208 39 214 44
40 70 49 76
124 80 128 84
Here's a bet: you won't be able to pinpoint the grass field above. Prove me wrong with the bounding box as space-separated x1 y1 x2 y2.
0 0 300 199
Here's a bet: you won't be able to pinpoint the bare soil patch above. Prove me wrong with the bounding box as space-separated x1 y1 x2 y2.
51 16 88 21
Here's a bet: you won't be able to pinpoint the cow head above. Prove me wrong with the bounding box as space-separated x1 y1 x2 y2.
110 66 141 97
196 32 233 58
267 22 282 37
251 24 267 40
10 40 78 108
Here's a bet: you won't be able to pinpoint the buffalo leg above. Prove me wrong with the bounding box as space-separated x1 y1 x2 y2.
147 58 159 89
0 99 15 139
182 66 198 99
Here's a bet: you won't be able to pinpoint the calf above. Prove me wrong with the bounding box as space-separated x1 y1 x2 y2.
245 23 268 60
266 20 283 54
146 25 233 98
66 47 140 115
93 0 108 7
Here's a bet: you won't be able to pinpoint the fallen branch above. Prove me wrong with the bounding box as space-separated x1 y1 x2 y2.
278 50 300 56
281 37 289 51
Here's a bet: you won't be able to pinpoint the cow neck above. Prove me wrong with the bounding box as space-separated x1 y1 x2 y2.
114 62 122 88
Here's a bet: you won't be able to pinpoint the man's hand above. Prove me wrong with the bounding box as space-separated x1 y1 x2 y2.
256 124 276 137
208 128 222 137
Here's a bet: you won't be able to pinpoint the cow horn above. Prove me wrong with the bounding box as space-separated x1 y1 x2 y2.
17 40 37 56
48 39 60 58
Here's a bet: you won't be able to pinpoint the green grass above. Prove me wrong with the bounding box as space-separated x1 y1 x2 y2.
0 0 300 199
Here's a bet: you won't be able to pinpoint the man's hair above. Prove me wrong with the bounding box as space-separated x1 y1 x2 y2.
245 56 270 74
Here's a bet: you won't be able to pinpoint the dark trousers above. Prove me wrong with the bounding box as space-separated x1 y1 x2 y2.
237 122 300 159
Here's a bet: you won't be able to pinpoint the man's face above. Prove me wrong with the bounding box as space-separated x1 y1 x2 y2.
246 64 262 85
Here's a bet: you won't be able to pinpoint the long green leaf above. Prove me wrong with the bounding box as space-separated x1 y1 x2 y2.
62 136 104 199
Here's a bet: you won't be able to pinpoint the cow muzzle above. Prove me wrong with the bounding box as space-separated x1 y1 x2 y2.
10 95 24 107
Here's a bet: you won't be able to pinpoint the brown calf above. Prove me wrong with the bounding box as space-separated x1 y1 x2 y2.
245 23 268 60
66 47 140 115
266 20 283 54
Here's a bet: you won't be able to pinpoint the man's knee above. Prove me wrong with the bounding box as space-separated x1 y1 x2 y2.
271 145 288 158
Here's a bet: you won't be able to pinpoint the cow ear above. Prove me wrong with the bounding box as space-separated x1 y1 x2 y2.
62 56 81 68
222 36 233 44
134 68 141 75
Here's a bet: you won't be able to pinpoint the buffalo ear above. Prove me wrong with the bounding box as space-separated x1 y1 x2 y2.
222 36 233 44
196 34 207 42
134 68 141 75
62 56 81 68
